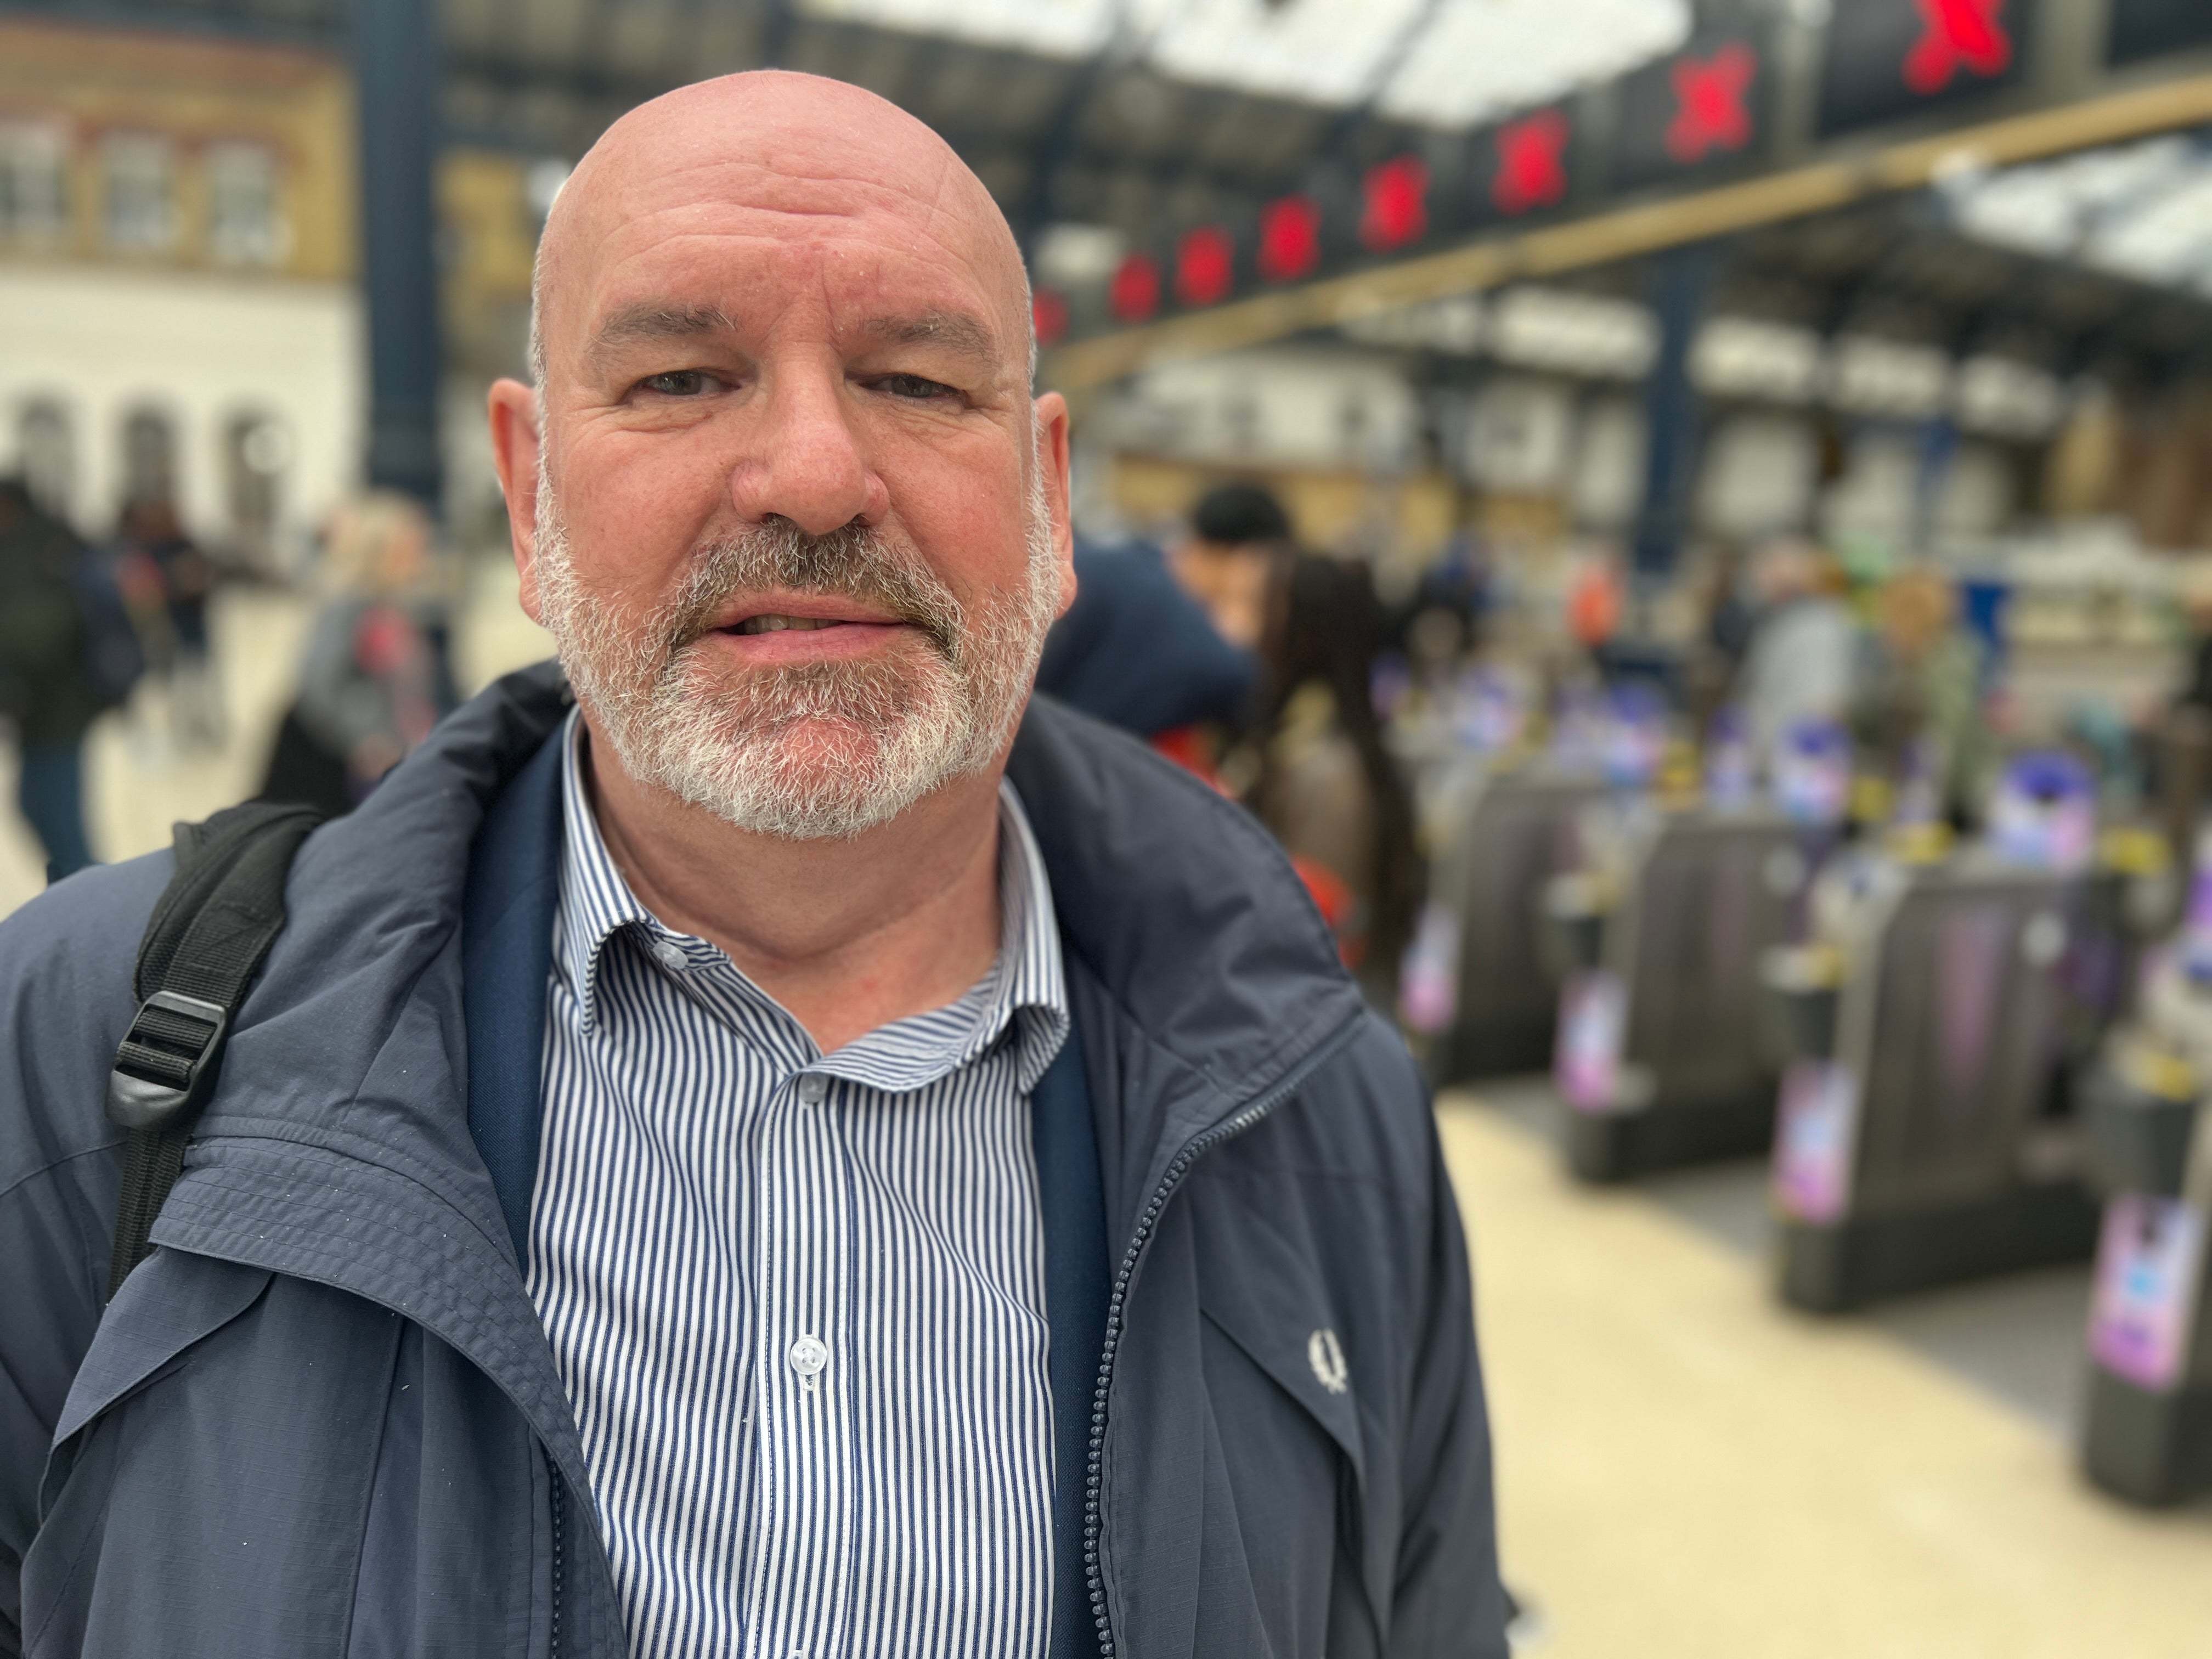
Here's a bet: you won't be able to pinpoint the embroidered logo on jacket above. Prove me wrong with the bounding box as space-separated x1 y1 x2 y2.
1307 1327 1350 1395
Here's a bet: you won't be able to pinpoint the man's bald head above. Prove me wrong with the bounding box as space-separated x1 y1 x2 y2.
528 71 1034 403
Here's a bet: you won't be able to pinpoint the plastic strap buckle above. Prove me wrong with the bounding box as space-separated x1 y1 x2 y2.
106 990 232 1132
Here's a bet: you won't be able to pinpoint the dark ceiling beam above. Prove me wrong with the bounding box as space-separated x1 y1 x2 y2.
1009 3 1142 257
1316 0 1446 156
758 0 791 68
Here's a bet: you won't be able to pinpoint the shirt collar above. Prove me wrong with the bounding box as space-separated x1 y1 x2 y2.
552 710 1069 1090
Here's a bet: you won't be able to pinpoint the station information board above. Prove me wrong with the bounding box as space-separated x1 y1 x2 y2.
1612 28 1770 192
1817 0 2032 137
1473 105 1578 224
2109 0 2212 67
1047 0 2212 345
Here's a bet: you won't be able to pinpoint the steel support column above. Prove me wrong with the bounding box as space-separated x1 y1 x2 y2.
1630 241 1722 584
356 0 444 510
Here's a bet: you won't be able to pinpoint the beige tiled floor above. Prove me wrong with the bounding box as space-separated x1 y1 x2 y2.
1441 1095 2212 1658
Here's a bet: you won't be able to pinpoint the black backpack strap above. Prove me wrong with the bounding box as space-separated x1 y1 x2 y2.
106 800 321 1299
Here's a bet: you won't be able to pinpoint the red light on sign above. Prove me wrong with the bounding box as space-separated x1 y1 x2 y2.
1904 0 2012 94
1258 194 1322 284
1494 110 1570 216
1176 226 1235 309
1361 156 1429 253
1109 253 1160 324
1666 43 1757 162
1032 288 1069 347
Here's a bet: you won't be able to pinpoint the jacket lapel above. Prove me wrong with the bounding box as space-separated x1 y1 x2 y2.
462 722 565 1269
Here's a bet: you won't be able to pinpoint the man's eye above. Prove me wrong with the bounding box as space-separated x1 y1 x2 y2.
639 370 715 397
877 373 959 401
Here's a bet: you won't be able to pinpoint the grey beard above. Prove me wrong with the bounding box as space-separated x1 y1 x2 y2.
532 455 1060 840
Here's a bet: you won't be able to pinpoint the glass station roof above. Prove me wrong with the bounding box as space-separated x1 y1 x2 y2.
1945 132 2212 297
800 0 1693 128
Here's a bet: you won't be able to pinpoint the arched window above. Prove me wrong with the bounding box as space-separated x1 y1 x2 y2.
225 410 289 563
18 399 75 519
121 406 177 511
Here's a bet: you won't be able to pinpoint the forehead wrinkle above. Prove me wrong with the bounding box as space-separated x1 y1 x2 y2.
545 78 1030 388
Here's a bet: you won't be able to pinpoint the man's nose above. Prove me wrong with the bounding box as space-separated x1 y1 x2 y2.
728 369 886 536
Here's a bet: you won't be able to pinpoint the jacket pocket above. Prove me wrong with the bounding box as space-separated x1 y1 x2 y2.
1193 1192 1396 1649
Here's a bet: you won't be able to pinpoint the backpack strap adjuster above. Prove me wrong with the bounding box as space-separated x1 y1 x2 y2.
107 989 232 1132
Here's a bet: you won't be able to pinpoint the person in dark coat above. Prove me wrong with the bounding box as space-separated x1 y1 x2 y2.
0 72 1506 1659
0 480 104 882
1035 537 1255 741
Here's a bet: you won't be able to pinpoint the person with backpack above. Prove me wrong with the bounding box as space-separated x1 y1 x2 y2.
0 478 141 884
0 74 1505 1658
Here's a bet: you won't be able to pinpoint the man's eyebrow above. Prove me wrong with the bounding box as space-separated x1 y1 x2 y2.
586 303 738 363
856 309 1002 366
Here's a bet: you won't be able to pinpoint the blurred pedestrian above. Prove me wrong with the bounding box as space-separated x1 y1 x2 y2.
259 490 447 816
1248 553 1422 1001
1735 536 1859 762
1853 565 1989 828
1564 546 1626 665
1035 534 1256 780
117 495 224 751
1167 480 1291 650
0 478 141 882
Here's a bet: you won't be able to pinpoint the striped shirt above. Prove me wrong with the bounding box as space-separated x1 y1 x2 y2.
527 712 1068 1659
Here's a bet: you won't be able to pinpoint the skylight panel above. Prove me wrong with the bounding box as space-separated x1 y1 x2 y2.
799 0 1115 60
1130 0 1429 110
1379 0 1692 128
2088 167 2212 287
1952 165 2085 259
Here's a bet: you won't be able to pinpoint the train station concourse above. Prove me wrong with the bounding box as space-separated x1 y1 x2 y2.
9 1 2212 1655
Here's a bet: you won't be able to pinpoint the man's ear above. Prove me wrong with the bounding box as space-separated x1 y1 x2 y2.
1033 391 1077 619
487 379 545 623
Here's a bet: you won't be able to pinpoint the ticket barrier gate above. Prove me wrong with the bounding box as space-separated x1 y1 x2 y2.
1762 860 2113 1313
1543 809 1809 1181
2078 1050 2212 1505
2074 851 2212 1505
1429 766 1606 1082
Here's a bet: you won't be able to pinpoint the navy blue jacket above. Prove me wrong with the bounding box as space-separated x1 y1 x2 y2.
0 662 1506 1657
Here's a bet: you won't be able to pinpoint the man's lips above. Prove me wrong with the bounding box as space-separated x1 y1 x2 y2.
697 599 917 664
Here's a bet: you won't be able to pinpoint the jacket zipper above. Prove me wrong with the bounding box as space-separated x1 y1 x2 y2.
1081 1013 1367 1659
546 1447 566 1658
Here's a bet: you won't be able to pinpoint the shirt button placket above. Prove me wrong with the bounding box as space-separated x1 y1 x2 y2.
756 1057 848 1657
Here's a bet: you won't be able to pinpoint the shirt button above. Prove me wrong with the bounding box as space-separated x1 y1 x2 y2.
796 1074 827 1105
788 1335 829 1377
652 940 686 973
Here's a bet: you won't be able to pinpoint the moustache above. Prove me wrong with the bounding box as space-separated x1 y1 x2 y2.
660 518 964 663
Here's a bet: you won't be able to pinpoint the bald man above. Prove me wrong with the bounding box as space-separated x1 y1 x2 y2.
0 74 1506 1659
